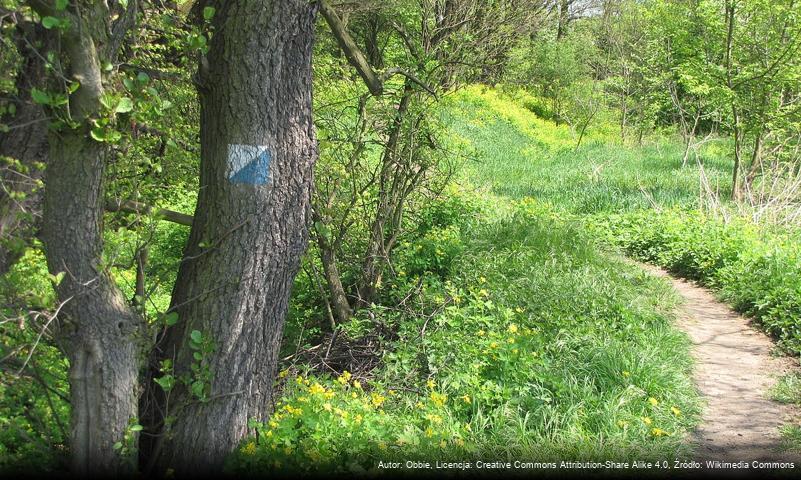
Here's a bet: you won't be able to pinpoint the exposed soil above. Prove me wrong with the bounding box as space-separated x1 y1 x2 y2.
646 266 800 462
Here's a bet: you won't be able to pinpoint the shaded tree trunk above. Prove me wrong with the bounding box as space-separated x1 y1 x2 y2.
42 130 144 477
150 0 319 474
31 2 144 476
315 228 352 323
0 22 50 275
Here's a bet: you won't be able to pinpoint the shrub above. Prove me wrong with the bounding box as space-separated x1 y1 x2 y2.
594 209 801 353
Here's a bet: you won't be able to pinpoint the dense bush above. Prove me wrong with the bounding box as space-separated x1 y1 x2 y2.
593 209 801 353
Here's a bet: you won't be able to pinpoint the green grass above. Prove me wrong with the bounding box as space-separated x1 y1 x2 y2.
444 85 732 213
231 87 707 473
770 373 801 405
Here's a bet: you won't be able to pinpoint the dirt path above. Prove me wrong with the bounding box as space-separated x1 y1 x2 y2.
646 266 800 462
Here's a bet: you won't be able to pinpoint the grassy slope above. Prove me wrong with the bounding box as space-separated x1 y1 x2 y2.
230 87 707 472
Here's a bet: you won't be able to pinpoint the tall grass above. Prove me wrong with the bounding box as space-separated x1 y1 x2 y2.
444 85 732 213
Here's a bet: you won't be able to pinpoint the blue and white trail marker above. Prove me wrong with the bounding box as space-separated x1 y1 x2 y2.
227 144 271 185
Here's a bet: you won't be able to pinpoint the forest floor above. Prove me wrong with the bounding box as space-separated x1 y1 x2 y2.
645 265 801 462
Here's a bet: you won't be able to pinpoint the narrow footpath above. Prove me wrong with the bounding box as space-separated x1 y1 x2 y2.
646 266 800 462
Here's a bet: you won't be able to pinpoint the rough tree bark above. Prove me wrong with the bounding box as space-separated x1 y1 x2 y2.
151 0 319 473
0 21 49 275
33 1 144 475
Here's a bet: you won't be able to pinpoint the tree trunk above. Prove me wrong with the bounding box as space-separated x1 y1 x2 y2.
357 83 413 308
0 22 50 275
35 3 144 475
152 0 319 473
317 234 352 323
42 131 144 477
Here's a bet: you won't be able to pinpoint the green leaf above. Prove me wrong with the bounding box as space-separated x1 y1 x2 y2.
137 72 150 84
115 97 134 113
55 0 69 11
154 375 175 392
30 88 51 105
129 424 143 432
41 16 60 29
190 330 202 343
203 6 216 21
163 312 179 326
90 126 107 142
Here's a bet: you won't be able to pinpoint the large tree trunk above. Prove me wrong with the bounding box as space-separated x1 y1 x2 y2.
35 3 144 476
42 131 144 477
152 0 319 473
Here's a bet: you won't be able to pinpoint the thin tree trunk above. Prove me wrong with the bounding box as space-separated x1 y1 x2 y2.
682 110 701 167
357 83 413 308
317 235 352 323
151 1 319 473
724 0 742 201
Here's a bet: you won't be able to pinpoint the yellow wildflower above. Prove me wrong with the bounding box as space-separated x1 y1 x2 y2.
278 369 289 378
242 442 257 455
461 394 471 404
427 379 436 389
648 397 659 407
371 392 386 407
622 371 631 378
430 391 448 408
507 323 519 334
641 416 652 425
477 330 485 337
323 403 332 412
671 406 682 417
337 371 352 385
651 428 669 437
308 383 326 396
439 440 447 449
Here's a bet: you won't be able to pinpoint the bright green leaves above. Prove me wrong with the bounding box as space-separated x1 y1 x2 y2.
90 121 122 143
186 33 207 52
55 0 69 10
30 88 68 107
202 6 216 21
186 330 215 402
115 96 134 114
154 359 175 394
40 16 70 31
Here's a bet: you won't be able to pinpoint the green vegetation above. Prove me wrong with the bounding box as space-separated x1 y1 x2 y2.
229 196 700 473
1 0 800 475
